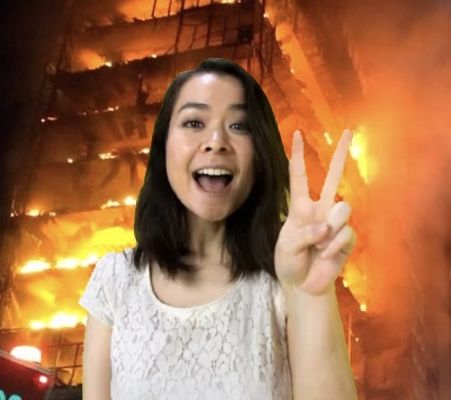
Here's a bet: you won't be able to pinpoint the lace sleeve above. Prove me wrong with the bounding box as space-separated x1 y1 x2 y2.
78 252 118 327
273 278 287 326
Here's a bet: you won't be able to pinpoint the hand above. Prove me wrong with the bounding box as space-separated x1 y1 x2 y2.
274 129 357 295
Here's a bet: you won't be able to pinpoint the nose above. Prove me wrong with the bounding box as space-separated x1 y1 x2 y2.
202 127 231 153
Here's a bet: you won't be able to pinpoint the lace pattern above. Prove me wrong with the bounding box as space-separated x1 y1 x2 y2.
79 248 293 399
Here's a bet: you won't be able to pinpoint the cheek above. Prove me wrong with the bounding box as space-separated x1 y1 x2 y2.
165 141 181 183
165 137 192 187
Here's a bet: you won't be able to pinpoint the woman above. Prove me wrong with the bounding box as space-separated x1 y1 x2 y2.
79 58 358 399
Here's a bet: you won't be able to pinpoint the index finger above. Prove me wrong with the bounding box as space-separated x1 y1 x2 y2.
289 130 310 200
320 129 353 208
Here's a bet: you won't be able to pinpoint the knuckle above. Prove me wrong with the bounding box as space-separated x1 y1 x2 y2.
309 223 326 238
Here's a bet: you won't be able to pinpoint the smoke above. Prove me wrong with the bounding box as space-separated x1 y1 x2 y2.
341 0 451 391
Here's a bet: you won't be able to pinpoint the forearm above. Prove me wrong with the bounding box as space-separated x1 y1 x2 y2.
283 284 357 400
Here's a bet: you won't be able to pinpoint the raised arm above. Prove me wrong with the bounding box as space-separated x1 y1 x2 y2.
82 313 112 400
275 129 358 399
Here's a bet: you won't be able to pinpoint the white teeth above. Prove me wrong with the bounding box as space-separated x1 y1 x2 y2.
196 168 233 177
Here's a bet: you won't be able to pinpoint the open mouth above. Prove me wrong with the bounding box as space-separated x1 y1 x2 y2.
192 172 234 193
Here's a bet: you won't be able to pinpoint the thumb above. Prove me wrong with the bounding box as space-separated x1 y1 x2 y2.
297 223 331 251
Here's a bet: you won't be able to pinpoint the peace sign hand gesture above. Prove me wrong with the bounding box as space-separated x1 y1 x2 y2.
275 129 357 296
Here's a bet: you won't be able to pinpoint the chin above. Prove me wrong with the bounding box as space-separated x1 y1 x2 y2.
185 202 237 223
190 209 230 223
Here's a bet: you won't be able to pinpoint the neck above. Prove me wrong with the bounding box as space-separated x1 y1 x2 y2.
186 212 230 269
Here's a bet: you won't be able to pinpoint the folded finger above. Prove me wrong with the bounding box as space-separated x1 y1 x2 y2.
315 201 351 249
320 225 356 259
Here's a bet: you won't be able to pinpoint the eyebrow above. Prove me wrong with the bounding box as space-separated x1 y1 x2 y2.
176 102 246 114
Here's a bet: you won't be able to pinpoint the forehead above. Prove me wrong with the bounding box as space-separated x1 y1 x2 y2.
175 73 245 107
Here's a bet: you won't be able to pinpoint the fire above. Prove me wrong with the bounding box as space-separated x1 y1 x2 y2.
101 196 136 209
19 260 51 274
343 264 368 312
100 199 121 209
26 208 43 217
99 152 117 160
349 125 378 184
19 254 99 275
10 346 42 363
124 196 136 206
55 253 99 270
17 224 135 275
30 312 86 330
323 131 333 145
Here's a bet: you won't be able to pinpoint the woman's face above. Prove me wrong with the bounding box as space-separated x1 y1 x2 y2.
166 72 255 223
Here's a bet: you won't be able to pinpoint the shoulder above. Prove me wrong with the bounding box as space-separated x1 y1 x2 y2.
86 247 140 297
78 248 140 326
94 247 136 276
241 270 285 307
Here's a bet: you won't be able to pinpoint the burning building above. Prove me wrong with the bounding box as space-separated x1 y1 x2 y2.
0 0 450 399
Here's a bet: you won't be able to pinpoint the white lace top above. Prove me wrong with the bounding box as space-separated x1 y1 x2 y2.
79 248 293 399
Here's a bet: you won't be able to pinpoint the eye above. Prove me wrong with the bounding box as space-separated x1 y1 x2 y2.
230 122 249 131
182 120 203 129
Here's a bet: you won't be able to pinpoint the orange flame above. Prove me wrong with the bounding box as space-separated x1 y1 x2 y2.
30 312 87 330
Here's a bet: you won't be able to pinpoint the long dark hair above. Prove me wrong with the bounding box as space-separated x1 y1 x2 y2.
129 58 289 283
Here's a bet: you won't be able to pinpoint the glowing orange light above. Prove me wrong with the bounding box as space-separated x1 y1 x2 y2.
349 126 378 184
26 209 42 217
323 132 333 146
30 321 46 330
99 152 117 160
124 196 136 206
360 303 368 312
30 312 86 330
100 199 121 209
55 258 80 270
10 346 42 363
19 260 51 274
20 253 98 275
